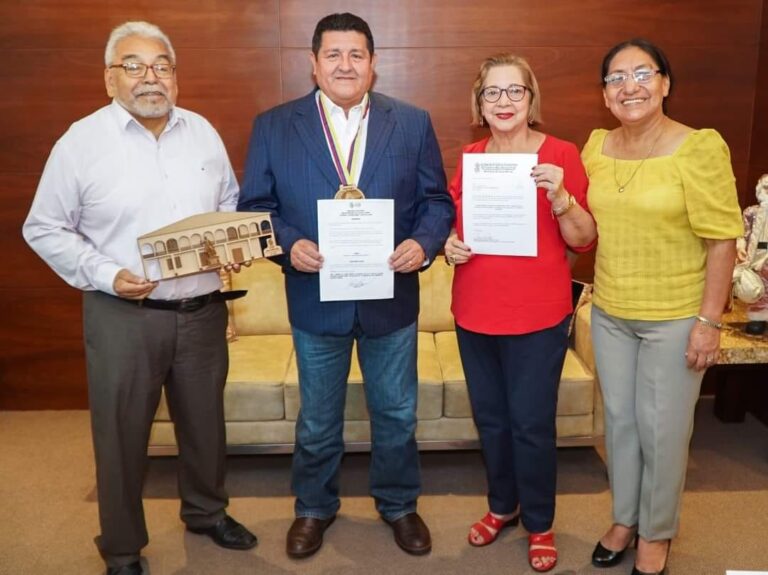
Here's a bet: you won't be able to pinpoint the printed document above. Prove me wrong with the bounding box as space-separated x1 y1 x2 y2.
462 153 538 256
318 199 394 301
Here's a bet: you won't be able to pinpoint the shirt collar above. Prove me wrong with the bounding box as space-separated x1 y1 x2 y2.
317 90 369 118
109 99 183 134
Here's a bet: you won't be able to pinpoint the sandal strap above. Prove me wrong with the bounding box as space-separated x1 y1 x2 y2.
471 521 496 542
470 513 505 543
529 531 555 545
469 511 517 546
528 532 558 572
479 512 505 531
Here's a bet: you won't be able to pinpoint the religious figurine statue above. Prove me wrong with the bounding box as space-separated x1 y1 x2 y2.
734 174 768 334
203 237 221 268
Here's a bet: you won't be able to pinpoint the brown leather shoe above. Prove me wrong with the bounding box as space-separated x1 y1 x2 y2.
286 515 336 558
384 512 432 555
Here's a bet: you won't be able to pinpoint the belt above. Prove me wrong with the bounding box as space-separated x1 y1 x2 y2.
120 290 247 313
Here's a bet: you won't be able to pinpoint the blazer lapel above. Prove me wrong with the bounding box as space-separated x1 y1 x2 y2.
292 91 340 190
358 92 395 194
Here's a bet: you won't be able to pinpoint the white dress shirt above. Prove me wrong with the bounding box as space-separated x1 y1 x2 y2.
23 100 238 300
317 90 369 185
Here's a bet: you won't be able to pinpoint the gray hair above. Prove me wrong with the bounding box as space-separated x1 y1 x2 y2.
104 21 176 66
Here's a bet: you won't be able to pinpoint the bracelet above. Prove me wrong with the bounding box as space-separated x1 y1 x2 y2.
695 315 723 330
551 193 575 218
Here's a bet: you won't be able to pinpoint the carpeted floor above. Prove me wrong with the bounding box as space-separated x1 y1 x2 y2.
1 397 767 575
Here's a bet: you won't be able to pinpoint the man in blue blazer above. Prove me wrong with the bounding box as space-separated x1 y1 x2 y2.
239 12 454 560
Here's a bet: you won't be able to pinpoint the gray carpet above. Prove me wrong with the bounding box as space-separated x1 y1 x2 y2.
1 397 767 575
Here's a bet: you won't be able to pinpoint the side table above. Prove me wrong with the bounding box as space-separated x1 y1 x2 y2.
711 303 768 423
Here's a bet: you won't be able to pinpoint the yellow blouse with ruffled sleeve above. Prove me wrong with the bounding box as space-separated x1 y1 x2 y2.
582 128 743 320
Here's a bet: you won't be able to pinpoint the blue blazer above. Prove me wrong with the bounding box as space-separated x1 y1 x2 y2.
239 91 454 336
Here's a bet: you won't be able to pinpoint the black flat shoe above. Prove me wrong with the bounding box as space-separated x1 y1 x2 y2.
591 534 637 568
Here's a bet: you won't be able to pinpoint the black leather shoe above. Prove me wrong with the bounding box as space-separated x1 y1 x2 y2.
286 515 336 558
631 567 667 575
591 535 637 568
187 515 258 550
632 539 670 575
106 561 143 575
384 512 432 556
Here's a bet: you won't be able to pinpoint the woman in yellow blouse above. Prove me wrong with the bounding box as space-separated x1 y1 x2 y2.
582 39 743 575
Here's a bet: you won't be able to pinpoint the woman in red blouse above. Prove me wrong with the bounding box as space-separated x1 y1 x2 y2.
443 53 596 572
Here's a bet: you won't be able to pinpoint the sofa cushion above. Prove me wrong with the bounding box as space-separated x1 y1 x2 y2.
557 351 595 415
225 334 292 420
284 332 444 422
229 260 291 336
555 413 594 438
418 260 455 333
155 333 291 423
436 331 595 418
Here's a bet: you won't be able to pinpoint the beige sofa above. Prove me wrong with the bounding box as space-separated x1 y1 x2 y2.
149 259 603 455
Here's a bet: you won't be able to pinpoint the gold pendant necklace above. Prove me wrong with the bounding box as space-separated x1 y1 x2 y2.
613 127 664 193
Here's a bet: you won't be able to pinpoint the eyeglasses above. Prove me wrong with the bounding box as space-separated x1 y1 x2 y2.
604 69 660 87
109 62 176 79
480 84 529 103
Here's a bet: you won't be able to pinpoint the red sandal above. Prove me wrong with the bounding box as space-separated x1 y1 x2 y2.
528 531 558 572
467 511 520 547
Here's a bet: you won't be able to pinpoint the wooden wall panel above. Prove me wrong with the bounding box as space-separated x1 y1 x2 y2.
0 174 63 287
176 48 283 170
1 0 764 409
0 288 86 409
0 0 280 49
0 51 107 174
279 0 760 48
748 0 768 195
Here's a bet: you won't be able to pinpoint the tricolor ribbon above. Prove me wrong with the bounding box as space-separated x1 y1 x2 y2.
317 92 370 186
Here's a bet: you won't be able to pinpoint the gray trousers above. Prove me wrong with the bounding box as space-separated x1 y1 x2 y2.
591 305 704 541
83 291 229 568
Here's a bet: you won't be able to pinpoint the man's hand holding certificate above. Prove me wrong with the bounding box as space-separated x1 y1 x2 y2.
462 153 538 256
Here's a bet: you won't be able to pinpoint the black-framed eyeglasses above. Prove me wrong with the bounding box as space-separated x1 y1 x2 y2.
108 62 176 79
480 84 529 103
604 69 660 87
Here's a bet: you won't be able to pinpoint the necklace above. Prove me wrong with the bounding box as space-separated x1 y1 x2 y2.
613 127 664 193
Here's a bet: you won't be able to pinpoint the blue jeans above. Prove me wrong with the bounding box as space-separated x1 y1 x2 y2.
290 322 421 521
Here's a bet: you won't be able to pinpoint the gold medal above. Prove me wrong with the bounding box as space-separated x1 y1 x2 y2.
334 185 365 200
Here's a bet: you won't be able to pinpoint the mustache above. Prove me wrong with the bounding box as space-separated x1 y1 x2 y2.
133 86 168 97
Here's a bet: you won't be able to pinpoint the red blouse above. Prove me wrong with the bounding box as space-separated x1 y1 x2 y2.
450 135 592 335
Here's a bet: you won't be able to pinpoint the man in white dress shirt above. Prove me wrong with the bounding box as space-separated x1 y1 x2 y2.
23 21 256 575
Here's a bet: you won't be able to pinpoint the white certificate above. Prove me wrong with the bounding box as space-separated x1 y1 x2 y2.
318 199 394 302
462 153 538 256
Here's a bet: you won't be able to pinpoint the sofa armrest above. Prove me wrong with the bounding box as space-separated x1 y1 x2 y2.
573 301 595 375
572 301 604 436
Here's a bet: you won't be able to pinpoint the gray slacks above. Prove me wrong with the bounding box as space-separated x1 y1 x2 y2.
591 304 704 541
83 291 229 567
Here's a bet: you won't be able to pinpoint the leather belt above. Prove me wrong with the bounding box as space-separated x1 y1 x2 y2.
120 290 247 313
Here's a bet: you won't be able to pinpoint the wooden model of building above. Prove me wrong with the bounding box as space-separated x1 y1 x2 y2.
138 212 283 281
